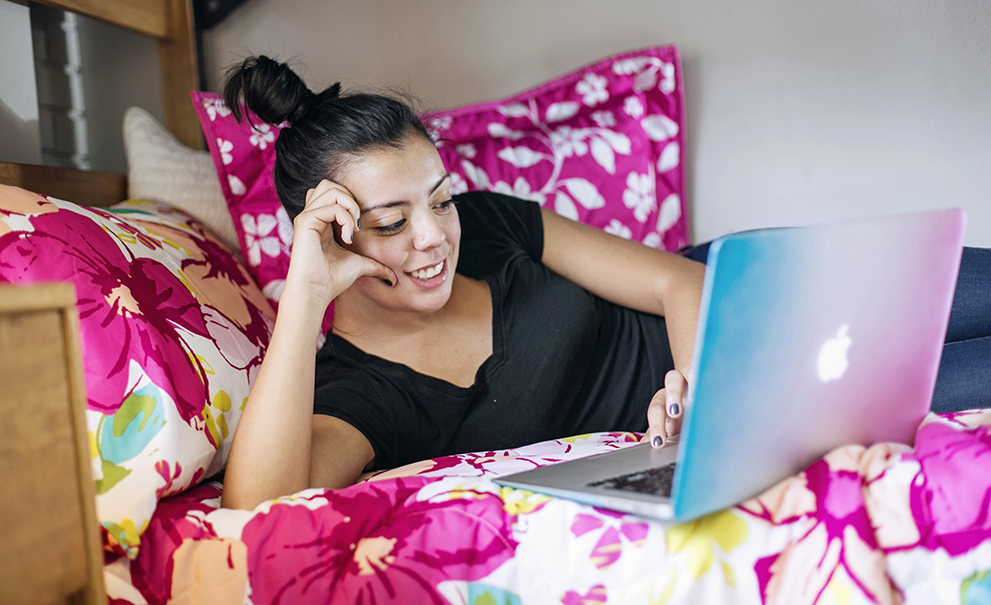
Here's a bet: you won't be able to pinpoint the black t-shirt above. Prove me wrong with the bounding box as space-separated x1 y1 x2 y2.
314 191 675 469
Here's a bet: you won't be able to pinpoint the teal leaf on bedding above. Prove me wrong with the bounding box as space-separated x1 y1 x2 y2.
468 583 521 605
962 569 991 605
100 384 166 464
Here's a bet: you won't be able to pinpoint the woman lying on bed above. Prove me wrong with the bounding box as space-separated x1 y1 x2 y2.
220 56 991 510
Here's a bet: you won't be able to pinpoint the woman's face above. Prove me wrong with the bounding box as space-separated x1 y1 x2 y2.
339 134 460 315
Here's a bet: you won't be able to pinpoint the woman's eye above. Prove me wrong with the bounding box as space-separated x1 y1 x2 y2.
376 219 406 235
434 199 456 213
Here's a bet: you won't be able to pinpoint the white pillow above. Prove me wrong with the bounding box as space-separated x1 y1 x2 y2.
123 106 239 250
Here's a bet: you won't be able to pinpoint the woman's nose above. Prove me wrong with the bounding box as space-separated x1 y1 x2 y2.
412 214 446 250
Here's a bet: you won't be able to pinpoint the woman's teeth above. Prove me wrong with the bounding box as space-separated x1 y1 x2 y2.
410 261 444 280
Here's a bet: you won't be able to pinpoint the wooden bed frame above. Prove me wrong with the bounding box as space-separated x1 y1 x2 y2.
0 0 202 208
0 1 201 603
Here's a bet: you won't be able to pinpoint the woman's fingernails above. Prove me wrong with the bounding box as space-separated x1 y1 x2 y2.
668 403 681 416
652 435 663 448
382 279 393 287
356 217 361 229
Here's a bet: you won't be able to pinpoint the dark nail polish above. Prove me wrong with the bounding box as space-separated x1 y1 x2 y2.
356 218 361 229
652 435 663 448
668 403 681 416
382 279 393 287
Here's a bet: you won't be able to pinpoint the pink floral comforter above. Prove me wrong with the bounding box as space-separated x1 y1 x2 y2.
105 411 991 605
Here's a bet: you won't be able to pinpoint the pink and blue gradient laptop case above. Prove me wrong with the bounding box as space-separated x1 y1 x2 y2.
496 208 966 521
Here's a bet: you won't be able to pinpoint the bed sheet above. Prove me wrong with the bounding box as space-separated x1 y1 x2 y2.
104 411 991 605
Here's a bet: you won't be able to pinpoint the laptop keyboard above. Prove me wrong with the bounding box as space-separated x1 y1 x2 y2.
586 462 677 497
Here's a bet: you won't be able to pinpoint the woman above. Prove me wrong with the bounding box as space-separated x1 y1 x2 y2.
221 56 990 510
220 56 703 509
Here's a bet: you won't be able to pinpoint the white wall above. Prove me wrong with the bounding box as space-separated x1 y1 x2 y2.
0 0 42 165
207 0 991 246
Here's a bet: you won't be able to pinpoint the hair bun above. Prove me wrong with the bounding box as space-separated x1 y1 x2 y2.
222 55 315 125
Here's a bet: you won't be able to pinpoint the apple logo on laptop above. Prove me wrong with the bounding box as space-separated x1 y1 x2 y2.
817 324 851 383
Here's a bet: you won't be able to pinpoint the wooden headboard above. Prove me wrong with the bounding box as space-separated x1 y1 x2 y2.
0 0 201 209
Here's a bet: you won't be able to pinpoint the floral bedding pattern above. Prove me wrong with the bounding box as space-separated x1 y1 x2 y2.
106 412 991 605
0 187 275 558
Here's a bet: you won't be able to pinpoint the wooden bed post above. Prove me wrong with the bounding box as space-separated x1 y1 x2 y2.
0 284 107 605
160 0 204 150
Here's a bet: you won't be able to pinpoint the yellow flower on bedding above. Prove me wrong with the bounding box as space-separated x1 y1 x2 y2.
665 510 748 583
500 486 552 516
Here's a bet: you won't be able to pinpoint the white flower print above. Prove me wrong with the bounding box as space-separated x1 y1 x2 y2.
642 232 663 249
622 171 656 223
202 97 231 121
261 279 285 303
456 143 477 159
228 175 246 196
275 205 294 246
217 138 234 165
591 110 616 128
576 73 609 107
429 115 452 131
493 176 546 205
604 219 632 239
624 96 644 119
656 194 682 233
549 126 589 158
241 213 282 267
249 124 275 150
449 172 468 195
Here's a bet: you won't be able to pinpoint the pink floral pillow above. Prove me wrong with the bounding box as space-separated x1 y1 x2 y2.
193 46 687 324
426 46 688 251
0 185 275 558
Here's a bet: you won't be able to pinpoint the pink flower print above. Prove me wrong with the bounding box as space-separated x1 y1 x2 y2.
907 419 991 556
747 453 898 605
622 171 656 223
353 536 398 575
576 73 609 107
623 96 645 119
0 207 213 421
561 584 607 604
240 477 516 605
604 219 632 239
248 123 275 150
217 138 234 165
571 511 649 570
201 97 231 121
241 213 282 267
591 110 616 128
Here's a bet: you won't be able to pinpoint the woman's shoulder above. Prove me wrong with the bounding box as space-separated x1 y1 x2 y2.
456 190 544 262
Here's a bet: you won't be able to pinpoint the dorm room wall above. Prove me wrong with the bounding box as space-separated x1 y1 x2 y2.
205 0 991 246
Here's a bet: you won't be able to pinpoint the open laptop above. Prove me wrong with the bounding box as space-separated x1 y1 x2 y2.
495 208 966 521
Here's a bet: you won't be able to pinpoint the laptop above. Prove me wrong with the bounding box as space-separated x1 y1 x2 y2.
495 208 966 521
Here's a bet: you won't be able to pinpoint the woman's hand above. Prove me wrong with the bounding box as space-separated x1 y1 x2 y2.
287 179 397 305
642 369 688 448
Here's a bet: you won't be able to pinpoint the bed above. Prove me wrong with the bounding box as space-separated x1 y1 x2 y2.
2 2 991 604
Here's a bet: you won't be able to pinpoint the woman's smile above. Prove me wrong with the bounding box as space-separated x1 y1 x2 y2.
407 259 448 285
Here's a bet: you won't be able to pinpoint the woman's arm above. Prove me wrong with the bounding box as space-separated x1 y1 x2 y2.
540 208 705 445
221 180 391 509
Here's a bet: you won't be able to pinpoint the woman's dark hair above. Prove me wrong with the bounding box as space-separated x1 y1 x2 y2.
222 55 432 219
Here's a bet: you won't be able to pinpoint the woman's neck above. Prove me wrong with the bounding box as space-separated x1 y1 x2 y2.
331 273 472 342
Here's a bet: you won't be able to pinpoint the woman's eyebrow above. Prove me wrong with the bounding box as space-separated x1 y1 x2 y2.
362 173 452 213
430 173 451 194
